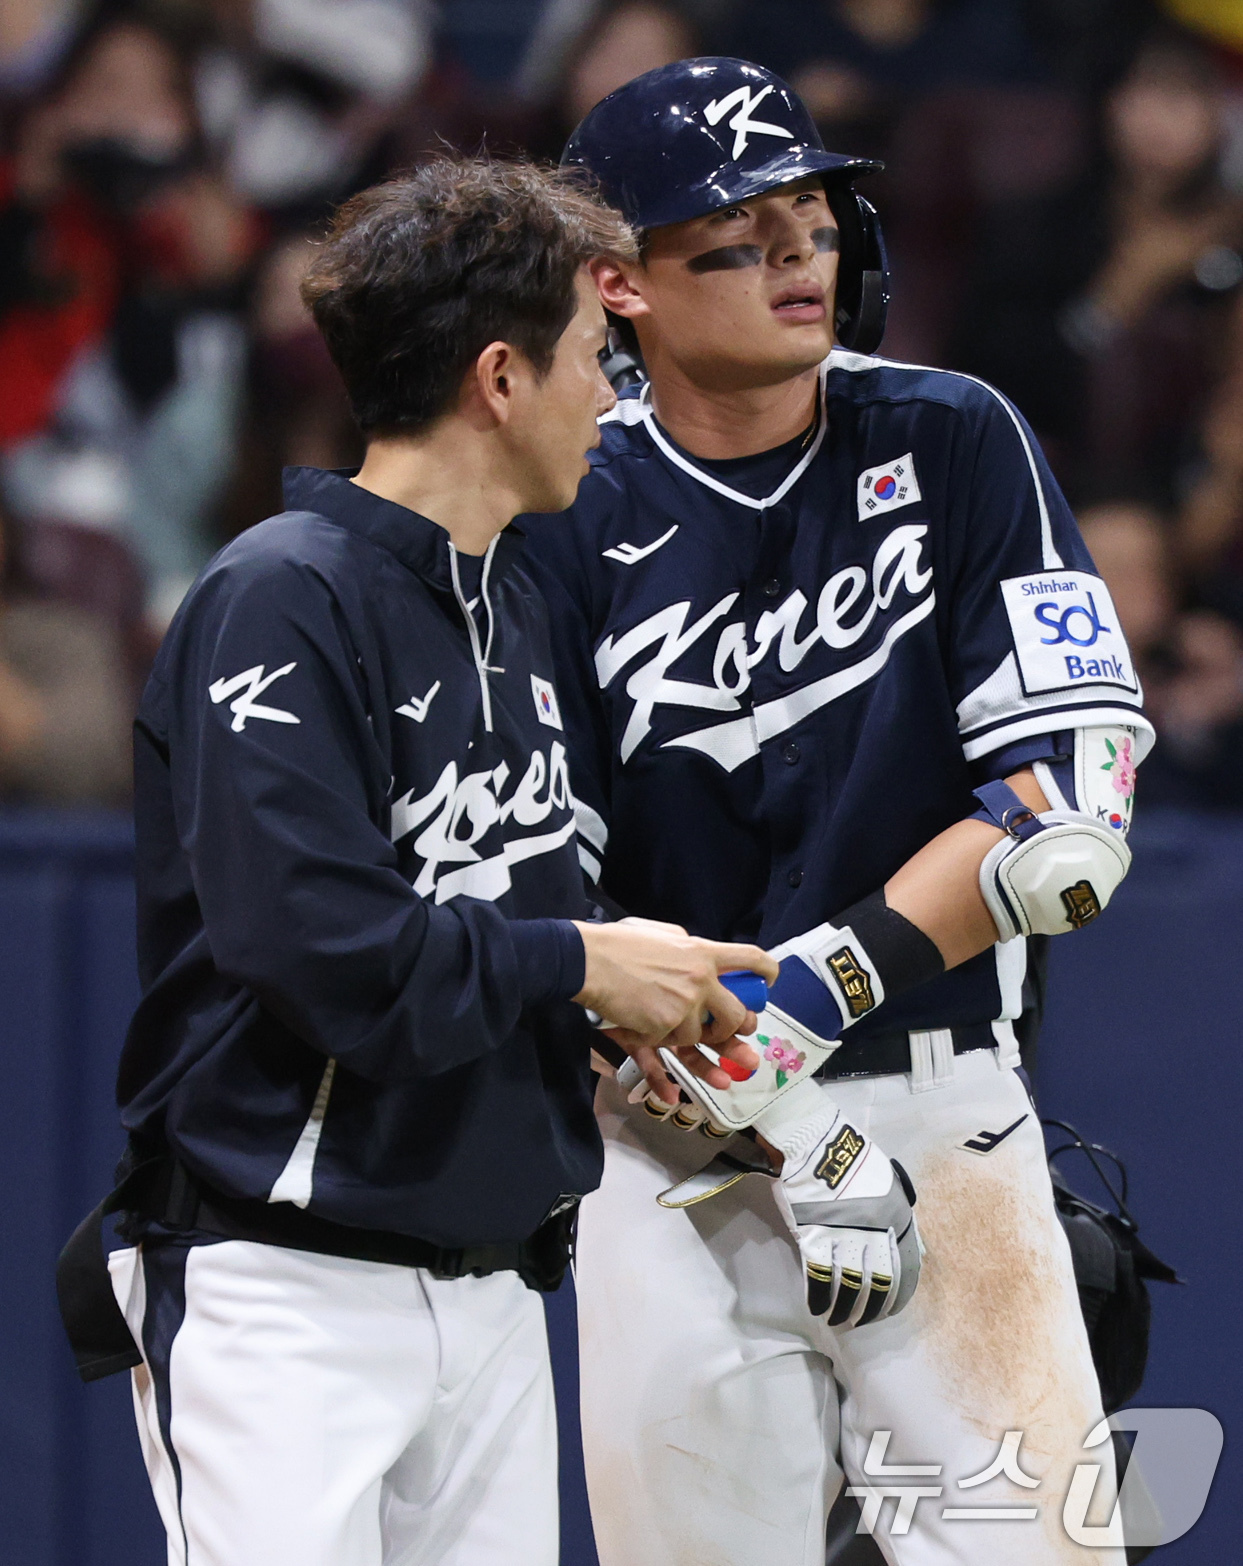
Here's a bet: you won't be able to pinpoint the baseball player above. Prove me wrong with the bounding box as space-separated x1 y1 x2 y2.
520 61 1152 1566
57 159 776 1566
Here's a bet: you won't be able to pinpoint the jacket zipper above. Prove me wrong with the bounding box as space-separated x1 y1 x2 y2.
448 538 499 733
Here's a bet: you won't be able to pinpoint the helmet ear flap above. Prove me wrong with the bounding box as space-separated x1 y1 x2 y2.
602 312 646 391
827 187 889 355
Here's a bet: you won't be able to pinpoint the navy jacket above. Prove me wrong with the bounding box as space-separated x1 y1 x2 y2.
118 468 601 1247
522 351 1152 1038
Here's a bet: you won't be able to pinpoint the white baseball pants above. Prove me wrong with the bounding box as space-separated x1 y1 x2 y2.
576 1046 1126 1566
108 1239 559 1566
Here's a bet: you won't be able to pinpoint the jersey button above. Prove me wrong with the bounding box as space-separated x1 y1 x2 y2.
782 741 800 765
787 868 803 888
762 578 782 598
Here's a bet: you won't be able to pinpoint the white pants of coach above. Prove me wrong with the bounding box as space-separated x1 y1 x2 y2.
576 1043 1126 1566
108 1240 559 1566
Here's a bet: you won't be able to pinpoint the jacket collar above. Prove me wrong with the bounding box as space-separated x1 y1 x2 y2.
280 467 526 592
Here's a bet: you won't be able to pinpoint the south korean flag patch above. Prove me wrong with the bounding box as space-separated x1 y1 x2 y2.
857 453 921 520
531 674 563 729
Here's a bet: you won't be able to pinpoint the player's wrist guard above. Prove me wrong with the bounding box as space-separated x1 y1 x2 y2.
657 892 943 1135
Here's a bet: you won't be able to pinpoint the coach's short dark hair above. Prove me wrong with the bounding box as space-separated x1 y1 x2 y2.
301 158 636 437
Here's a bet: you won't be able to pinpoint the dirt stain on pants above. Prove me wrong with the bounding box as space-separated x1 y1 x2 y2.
910 1142 1123 1560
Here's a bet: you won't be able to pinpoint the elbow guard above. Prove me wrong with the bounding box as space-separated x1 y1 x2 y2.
974 725 1140 941
974 778 1131 940
978 808 1131 939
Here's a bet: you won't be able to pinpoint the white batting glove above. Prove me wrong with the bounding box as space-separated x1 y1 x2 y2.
621 938 923 1326
659 1076 921 1328
649 918 886 1132
761 1078 921 1327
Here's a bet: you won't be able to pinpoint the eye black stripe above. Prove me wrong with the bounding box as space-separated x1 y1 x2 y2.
686 244 764 273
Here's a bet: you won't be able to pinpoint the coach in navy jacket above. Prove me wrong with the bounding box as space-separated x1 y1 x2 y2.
121 464 603 1247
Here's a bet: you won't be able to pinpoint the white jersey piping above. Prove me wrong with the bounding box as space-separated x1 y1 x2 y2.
961 706 1155 764
620 366 829 512
268 1057 336 1209
827 349 1064 571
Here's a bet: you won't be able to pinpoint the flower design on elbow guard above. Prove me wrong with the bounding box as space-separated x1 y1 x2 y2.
1101 735 1137 802
760 1034 807 1088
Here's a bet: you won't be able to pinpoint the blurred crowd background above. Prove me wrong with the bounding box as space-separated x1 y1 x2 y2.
3 0 1243 812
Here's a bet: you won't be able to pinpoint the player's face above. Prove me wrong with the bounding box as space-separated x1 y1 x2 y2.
597 178 839 390
508 267 616 512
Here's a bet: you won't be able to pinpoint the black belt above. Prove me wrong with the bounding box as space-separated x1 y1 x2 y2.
56 1157 578 1385
816 1021 998 1080
146 1160 546 1280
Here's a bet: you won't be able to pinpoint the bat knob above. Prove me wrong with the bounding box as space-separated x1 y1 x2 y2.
718 969 769 1014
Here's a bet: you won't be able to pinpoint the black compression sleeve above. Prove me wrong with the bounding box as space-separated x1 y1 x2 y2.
835 888 945 998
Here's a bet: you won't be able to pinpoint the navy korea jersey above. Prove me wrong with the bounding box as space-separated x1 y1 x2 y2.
521 350 1154 1038
119 468 600 1248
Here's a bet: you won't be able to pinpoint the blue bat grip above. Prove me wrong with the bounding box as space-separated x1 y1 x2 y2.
718 969 769 1013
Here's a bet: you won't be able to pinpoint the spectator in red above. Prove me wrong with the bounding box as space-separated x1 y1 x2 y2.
0 16 123 449
1 3 261 625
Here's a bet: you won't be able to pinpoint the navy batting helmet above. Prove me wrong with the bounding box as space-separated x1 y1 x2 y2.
562 57 889 354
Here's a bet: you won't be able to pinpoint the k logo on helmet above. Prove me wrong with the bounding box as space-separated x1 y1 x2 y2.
704 84 795 159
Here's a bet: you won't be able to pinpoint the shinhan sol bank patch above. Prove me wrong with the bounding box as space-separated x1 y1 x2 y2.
1000 572 1137 695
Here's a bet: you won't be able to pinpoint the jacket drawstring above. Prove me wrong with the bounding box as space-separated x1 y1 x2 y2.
480 537 501 675
448 541 495 733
